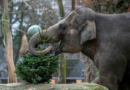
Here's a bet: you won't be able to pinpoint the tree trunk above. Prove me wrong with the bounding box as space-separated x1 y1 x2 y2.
0 14 5 48
58 53 66 83
80 52 97 82
57 0 65 18
108 0 113 14
97 0 102 13
2 0 17 83
57 0 66 84
72 0 75 11
14 2 24 66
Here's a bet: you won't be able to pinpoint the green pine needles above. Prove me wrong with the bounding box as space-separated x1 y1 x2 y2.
15 54 59 84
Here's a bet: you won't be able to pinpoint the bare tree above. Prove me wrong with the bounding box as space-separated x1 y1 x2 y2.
72 0 75 11
2 0 17 83
57 0 66 84
14 2 24 65
80 53 97 82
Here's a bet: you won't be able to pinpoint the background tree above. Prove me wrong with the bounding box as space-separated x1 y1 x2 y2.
80 53 97 82
72 0 75 11
14 2 24 65
2 0 17 83
116 0 130 13
76 0 130 13
57 0 66 84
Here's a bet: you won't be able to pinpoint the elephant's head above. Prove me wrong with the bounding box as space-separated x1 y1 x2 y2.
29 7 96 56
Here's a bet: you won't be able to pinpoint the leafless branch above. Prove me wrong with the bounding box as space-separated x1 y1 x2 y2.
23 1 31 7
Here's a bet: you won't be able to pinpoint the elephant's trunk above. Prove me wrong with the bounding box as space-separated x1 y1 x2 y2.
29 25 60 56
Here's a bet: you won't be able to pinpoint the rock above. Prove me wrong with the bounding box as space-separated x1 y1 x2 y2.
0 82 108 90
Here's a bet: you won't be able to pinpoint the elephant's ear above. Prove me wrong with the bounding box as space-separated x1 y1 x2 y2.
80 20 96 45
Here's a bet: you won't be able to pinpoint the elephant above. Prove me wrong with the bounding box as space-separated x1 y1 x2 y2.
29 7 130 90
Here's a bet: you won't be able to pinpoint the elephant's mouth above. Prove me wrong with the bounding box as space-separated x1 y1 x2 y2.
54 41 63 56
55 48 61 56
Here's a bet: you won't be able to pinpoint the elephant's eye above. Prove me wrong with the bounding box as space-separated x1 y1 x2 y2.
60 24 66 30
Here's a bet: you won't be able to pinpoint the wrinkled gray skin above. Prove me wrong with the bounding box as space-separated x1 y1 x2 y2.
29 7 130 90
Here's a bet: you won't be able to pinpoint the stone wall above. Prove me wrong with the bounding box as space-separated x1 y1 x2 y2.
0 82 108 90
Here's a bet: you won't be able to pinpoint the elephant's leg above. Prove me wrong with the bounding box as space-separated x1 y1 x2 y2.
98 59 127 90
99 71 119 90
95 47 127 90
